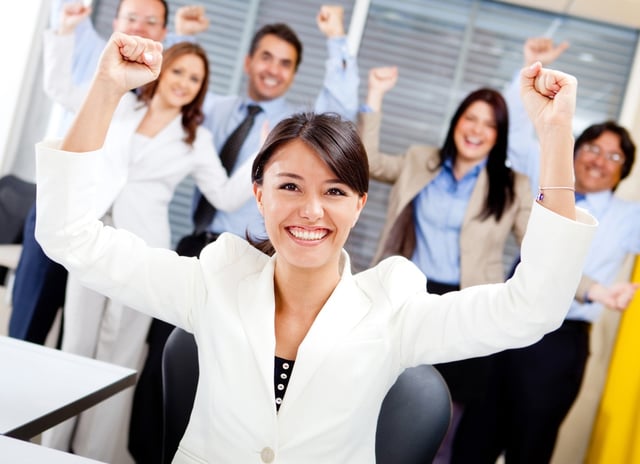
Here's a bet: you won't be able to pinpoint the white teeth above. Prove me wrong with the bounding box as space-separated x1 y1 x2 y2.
289 228 326 241
586 167 603 178
466 136 481 145
263 77 278 87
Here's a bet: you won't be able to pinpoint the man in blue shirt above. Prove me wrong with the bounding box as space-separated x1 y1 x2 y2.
451 37 640 464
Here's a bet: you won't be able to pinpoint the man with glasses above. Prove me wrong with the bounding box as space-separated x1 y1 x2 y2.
450 37 640 464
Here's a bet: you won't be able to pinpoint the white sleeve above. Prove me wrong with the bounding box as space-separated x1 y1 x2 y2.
190 128 255 212
42 29 89 112
35 140 207 330
378 203 597 367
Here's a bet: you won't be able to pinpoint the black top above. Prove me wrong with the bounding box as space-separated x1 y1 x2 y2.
274 356 295 411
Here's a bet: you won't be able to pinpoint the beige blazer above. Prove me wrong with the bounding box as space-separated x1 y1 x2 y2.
359 111 532 288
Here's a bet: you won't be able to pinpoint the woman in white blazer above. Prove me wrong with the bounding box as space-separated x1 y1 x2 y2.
36 33 597 464
40 29 254 461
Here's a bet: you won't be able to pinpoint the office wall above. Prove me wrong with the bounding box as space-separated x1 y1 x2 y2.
0 0 50 179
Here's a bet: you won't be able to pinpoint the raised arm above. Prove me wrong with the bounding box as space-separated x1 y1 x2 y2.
520 62 577 220
507 38 571 189
357 66 406 183
61 33 163 153
43 2 101 111
313 5 359 120
190 133 255 212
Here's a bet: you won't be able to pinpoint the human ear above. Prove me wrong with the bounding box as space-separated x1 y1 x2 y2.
253 183 264 216
352 193 367 227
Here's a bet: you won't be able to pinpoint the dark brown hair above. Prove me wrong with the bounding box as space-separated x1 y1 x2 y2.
249 23 303 71
138 42 209 145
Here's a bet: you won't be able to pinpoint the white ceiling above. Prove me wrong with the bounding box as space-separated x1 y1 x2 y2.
499 0 640 29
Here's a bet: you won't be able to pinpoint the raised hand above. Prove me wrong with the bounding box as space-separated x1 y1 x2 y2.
175 5 210 36
520 62 576 130
61 32 163 153
524 37 570 67
58 1 92 35
521 62 577 218
366 66 398 111
96 32 163 95
317 5 345 38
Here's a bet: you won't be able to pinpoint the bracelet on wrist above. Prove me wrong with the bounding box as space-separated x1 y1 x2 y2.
535 185 575 202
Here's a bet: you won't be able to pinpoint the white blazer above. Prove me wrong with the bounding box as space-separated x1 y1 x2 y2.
36 143 597 464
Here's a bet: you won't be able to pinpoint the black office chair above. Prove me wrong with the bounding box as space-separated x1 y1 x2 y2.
161 327 452 464
161 327 200 464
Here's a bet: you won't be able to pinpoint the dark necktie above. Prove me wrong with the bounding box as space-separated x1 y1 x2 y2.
575 192 586 203
192 104 263 234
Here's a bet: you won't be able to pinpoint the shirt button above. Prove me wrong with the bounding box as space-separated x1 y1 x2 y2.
261 447 275 463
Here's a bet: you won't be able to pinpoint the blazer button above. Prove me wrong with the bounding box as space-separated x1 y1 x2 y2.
260 447 275 463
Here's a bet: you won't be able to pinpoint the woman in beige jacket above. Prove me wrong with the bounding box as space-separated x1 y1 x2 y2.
358 66 533 462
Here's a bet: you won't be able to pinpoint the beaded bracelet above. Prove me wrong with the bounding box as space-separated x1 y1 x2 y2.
535 185 575 202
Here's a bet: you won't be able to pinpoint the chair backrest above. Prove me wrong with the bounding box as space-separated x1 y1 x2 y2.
161 327 199 464
0 175 36 244
375 364 451 463
161 327 451 464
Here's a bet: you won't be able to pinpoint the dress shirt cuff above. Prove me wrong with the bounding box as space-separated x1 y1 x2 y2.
326 36 351 59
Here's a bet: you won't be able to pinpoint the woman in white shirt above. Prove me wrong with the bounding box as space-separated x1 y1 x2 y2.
41 34 254 462
36 33 596 464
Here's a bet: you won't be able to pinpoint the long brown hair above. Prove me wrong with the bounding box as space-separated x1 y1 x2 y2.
439 88 514 221
138 42 210 145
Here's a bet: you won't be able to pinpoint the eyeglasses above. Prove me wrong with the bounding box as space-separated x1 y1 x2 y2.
118 13 162 27
579 143 625 164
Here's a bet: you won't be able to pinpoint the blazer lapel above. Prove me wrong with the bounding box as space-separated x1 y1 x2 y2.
237 257 278 397
281 252 371 409
462 168 488 225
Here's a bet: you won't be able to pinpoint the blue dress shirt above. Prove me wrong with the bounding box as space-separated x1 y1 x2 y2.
411 158 486 285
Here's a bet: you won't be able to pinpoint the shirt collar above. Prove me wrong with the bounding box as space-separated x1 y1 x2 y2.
241 94 289 117
442 157 487 179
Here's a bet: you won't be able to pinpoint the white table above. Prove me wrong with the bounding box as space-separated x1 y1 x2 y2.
0 435 107 463
0 335 136 440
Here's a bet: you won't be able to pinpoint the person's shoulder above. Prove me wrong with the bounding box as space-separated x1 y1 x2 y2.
194 124 213 140
198 233 268 273
355 256 426 304
406 144 439 168
609 194 640 219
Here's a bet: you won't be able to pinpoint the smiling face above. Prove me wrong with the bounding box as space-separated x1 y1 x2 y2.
574 130 625 193
244 34 298 102
253 139 366 274
453 100 498 166
156 53 206 109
